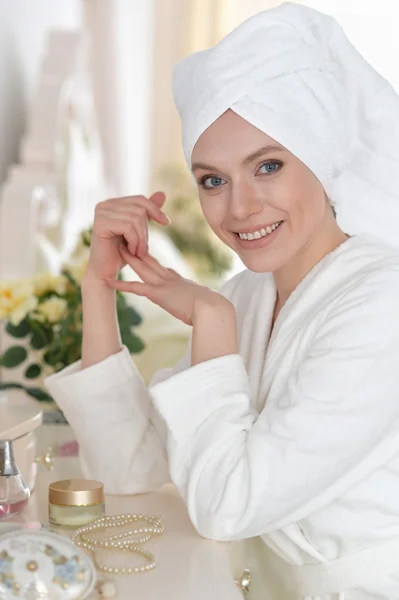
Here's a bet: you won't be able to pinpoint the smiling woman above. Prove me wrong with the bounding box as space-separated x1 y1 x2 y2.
44 3 399 600
190 110 346 281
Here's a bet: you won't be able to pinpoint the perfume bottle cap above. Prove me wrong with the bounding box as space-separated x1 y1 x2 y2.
0 439 20 476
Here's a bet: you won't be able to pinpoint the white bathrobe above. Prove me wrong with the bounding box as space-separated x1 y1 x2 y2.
45 233 399 599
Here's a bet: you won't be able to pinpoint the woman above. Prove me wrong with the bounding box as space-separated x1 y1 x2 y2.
46 3 399 598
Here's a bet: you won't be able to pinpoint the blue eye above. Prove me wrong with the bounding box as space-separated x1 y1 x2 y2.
201 176 226 189
259 161 281 174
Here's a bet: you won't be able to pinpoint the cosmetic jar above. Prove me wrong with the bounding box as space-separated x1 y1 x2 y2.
49 479 105 529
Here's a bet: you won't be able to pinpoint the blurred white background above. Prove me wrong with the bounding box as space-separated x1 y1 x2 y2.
2 0 399 210
0 0 81 185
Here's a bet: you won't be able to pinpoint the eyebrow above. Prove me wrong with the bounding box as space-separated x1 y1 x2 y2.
191 144 286 172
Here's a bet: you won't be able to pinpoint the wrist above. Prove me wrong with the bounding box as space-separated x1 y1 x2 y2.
192 294 235 324
191 296 238 366
81 270 115 294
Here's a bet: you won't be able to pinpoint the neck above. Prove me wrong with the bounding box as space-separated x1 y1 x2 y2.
272 221 349 310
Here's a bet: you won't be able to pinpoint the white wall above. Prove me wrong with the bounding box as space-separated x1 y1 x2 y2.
219 0 284 36
0 0 82 185
297 0 399 92
219 0 399 93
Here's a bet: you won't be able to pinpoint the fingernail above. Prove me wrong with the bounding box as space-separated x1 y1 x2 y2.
163 214 171 224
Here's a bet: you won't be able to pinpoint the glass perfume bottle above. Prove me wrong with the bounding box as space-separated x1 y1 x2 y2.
0 439 30 519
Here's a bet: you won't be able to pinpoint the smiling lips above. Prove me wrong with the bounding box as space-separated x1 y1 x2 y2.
236 220 283 240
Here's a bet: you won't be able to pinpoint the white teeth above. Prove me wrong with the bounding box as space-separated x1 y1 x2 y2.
238 221 282 241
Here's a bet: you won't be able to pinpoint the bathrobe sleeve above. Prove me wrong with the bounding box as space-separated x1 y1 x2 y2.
149 267 399 540
44 345 191 494
43 274 242 495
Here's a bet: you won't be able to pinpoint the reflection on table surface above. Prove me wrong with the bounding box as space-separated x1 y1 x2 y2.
21 423 245 599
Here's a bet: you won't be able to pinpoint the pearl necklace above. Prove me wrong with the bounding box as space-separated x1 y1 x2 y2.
70 513 164 575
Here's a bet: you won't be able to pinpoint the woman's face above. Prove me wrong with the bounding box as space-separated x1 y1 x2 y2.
191 109 334 273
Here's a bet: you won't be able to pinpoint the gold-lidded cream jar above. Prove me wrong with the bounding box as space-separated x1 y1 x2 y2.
49 479 105 529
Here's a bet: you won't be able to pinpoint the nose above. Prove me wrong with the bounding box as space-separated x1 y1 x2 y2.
228 179 264 221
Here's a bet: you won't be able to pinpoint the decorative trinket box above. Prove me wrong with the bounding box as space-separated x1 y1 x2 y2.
0 529 96 599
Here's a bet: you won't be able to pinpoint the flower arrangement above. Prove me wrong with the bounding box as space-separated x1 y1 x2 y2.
0 229 144 402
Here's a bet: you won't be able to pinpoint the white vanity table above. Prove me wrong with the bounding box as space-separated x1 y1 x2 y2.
2 394 246 599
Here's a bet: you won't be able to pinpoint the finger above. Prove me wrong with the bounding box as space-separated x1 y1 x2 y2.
93 213 140 253
119 245 163 284
140 253 171 278
107 196 170 226
143 224 149 257
122 228 139 256
149 191 166 210
106 278 153 297
99 210 147 256
166 268 182 279
135 217 148 259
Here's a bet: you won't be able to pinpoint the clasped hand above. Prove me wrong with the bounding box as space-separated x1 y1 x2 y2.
106 244 232 326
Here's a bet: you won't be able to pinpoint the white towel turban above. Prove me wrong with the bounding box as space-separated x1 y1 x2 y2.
173 2 399 249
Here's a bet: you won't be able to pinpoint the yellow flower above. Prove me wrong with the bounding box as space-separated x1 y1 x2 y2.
32 272 68 296
64 253 89 284
34 297 68 324
0 279 38 325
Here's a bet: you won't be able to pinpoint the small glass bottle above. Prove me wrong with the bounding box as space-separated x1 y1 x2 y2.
0 439 31 519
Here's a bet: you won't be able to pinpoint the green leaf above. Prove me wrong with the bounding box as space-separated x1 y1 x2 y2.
117 311 130 330
81 229 92 247
30 325 53 350
25 387 53 402
30 332 47 350
66 333 82 365
25 364 42 379
37 290 58 302
61 269 78 286
0 383 24 391
43 349 61 367
0 346 28 368
0 382 52 402
117 296 142 328
121 331 145 354
126 306 142 326
116 291 127 308
5 319 30 338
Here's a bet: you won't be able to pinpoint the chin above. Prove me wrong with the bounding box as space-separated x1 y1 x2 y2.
238 252 287 274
